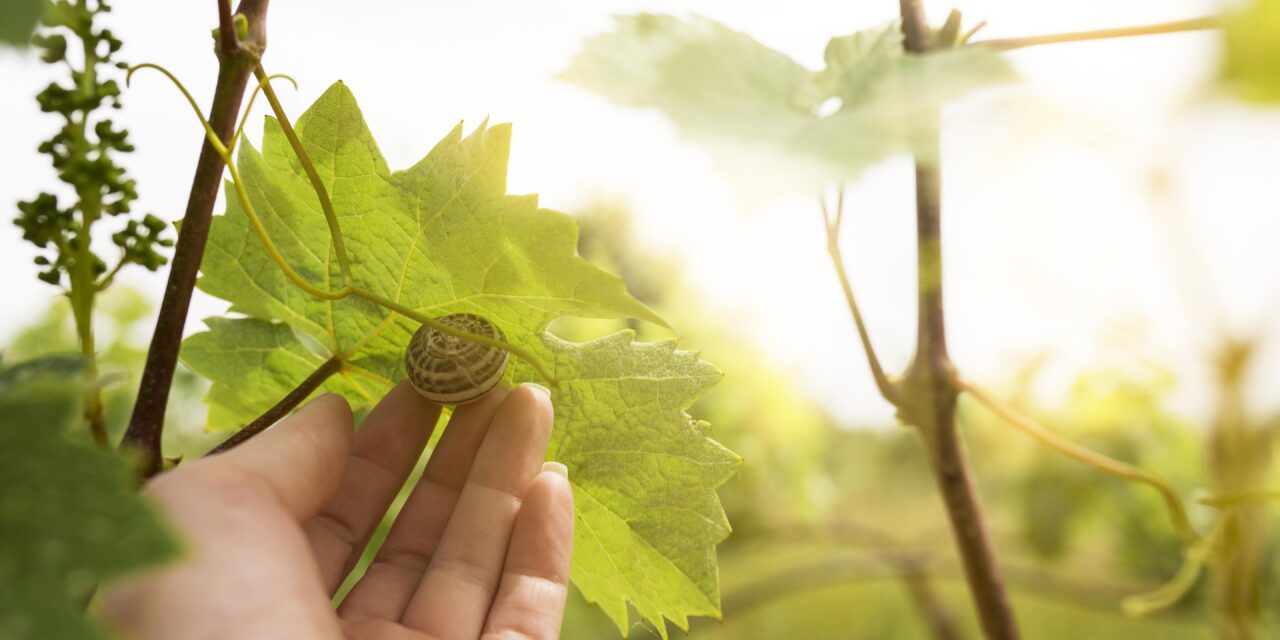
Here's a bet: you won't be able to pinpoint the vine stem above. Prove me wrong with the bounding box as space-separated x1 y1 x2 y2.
206 356 343 455
231 72 297 154
819 191 899 405
1122 513 1229 617
955 376 1199 545
896 2 1020 638
121 0 270 478
970 16 1218 50
1201 491 1280 507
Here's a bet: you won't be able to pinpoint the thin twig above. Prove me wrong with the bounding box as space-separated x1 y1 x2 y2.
834 184 846 235
820 193 899 405
231 72 297 154
715 550 1204 629
206 356 343 455
1122 513 1229 617
956 377 1198 545
971 16 1218 51
1201 491 1280 508
250 64 352 285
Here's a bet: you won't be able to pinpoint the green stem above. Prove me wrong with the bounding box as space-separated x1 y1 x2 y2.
1201 491 1280 508
957 376 1199 545
251 65 353 285
1122 514 1230 617
231 72 297 154
971 16 1218 51
68 16 107 447
819 193 899 405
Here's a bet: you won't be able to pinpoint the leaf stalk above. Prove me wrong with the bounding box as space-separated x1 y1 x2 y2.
970 16 1218 51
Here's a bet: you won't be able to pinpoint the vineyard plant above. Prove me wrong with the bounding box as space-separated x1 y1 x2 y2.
2 0 1280 639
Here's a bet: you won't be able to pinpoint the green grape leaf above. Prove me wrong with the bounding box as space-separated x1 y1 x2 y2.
183 82 736 635
181 317 375 431
1221 0 1280 103
510 333 739 637
562 15 1016 197
0 0 41 46
0 357 180 640
188 81 665 422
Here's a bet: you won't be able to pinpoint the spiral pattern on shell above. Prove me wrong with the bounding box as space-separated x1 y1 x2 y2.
404 313 509 405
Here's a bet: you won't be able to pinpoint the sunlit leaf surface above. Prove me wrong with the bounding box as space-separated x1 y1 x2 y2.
182 83 738 636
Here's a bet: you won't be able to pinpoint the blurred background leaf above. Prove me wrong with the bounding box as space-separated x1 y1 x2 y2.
562 14 1015 200
0 354 180 640
1221 0 1280 103
0 0 42 47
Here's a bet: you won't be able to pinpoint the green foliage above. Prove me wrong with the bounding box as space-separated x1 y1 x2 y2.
0 356 179 640
1221 0 1280 103
0 0 42 46
16 0 171 290
562 15 1016 197
182 82 738 636
181 317 366 431
5 288 212 453
519 333 738 636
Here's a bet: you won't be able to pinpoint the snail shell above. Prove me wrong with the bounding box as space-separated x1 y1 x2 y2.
404 313 508 405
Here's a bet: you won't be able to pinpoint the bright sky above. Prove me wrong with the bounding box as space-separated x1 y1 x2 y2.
1 0 1277 429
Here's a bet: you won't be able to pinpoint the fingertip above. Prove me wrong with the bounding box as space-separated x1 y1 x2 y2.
212 391 357 520
508 384 554 453
508 383 554 432
540 461 568 479
527 466 574 527
296 392 356 465
308 392 355 427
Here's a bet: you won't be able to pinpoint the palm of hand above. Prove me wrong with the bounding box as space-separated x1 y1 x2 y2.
104 384 572 640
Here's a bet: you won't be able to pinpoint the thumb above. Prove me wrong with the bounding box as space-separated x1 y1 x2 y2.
208 393 354 521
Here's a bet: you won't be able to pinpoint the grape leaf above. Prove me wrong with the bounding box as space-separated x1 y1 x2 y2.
562 15 1016 197
510 333 738 637
189 82 666 419
182 82 737 635
1221 0 1280 103
0 357 179 640
182 317 372 431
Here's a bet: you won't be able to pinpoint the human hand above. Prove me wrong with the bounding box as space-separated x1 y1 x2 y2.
103 383 573 640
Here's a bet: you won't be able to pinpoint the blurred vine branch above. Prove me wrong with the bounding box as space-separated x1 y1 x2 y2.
819 188 899 405
954 376 1198 545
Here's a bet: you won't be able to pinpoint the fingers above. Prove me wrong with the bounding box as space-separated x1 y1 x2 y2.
400 384 555 638
482 464 574 640
210 392 355 521
306 382 442 593
338 388 508 621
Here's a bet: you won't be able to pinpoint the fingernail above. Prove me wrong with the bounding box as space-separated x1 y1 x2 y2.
541 461 569 478
524 383 552 399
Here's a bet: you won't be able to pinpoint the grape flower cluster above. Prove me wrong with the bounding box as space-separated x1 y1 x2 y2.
15 0 171 289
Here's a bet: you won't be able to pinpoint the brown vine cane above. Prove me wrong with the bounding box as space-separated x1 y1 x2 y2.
404 313 510 404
